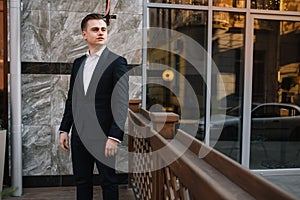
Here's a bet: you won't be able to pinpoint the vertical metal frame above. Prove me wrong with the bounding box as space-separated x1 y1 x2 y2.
204 0 213 145
10 0 23 196
241 10 253 168
142 0 148 109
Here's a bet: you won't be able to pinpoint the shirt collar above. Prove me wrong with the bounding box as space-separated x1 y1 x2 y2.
86 45 106 57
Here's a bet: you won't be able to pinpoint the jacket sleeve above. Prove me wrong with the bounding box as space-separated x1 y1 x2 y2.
59 57 82 133
108 56 129 141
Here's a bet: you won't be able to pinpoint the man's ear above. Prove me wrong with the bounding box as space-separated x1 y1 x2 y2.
82 31 87 40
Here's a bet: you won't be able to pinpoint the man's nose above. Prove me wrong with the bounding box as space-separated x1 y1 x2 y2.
98 29 105 35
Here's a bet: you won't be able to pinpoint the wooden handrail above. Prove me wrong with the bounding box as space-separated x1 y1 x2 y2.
175 129 296 200
127 99 297 200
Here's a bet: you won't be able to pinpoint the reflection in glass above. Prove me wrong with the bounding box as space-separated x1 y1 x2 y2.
149 0 207 6
210 12 245 163
147 8 207 137
251 0 300 12
213 0 246 8
251 19 300 169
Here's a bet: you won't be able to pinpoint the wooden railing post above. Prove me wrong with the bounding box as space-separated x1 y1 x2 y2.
128 99 141 188
129 99 142 113
150 111 179 199
152 161 165 200
150 112 179 139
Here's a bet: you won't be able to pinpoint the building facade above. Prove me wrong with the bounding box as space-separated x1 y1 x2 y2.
0 0 299 188
145 0 300 174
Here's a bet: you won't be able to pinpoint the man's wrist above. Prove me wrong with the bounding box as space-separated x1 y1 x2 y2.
59 131 68 135
108 137 121 144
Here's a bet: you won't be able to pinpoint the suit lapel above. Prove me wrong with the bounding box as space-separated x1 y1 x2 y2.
85 48 110 97
75 56 87 97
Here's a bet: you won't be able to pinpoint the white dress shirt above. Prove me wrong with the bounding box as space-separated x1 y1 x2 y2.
83 46 106 94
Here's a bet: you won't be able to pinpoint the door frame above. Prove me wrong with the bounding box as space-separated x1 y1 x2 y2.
243 13 300 175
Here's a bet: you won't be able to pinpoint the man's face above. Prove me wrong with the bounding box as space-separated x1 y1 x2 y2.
82 19 107 47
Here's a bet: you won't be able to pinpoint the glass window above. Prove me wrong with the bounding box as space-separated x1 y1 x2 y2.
213 0 246 8
210 11 245 163
251 0 300 12
147 8 208 138
251 19 300 169
149 0 208 6
252 105 281 118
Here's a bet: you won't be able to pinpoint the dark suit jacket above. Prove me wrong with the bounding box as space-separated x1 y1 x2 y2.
59 48 129 142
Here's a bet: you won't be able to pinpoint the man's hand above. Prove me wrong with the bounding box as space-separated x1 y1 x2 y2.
59 132 70 152
105 138 118 157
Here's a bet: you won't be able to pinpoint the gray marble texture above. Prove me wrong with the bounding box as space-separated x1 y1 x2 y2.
21 0 143 64
21 73 142 175
21 74 72 175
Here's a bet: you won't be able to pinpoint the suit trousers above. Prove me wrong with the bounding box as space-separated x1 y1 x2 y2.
71 131 119 200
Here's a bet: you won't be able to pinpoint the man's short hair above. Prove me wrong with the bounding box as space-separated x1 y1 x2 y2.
81 13 105 31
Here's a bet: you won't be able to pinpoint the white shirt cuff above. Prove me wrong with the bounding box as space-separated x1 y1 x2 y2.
108 136 121 143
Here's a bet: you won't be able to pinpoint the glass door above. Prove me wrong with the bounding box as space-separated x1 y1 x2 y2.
250 16 300 170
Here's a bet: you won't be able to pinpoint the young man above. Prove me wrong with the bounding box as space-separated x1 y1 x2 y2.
59 13 129 200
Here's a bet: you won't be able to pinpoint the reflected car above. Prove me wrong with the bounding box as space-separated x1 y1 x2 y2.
197 103 300 141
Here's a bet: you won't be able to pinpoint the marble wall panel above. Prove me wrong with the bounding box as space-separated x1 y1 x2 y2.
21 10 51 62
22 75 55 125
22 0 104 12
49 11 87 62
21 0 143 63
50 0 106 13
22 125 53 175
108 13 143 64
22 0 50 11
22 74 72 175
113 0 143 14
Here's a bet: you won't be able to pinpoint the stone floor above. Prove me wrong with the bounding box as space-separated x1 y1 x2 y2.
2 175 299 199
261 174 300 199
3 185 135 200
